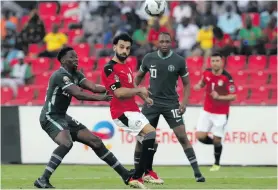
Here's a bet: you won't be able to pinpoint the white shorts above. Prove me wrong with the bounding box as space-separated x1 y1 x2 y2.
113 111 150 137
196 110 228 138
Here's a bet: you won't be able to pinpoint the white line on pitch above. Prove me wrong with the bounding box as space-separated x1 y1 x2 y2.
2 176 277 180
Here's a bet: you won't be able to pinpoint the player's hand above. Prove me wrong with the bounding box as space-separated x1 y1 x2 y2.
178 103 186 115
193 84 202 91
145 97 154 107
139 87 150 98
211 91 219 99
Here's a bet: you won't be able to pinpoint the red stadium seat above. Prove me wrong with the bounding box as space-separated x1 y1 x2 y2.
186 56 204 71
126 56 138 71
73 43 90 57
60 2 79 16
242 13 260 27
226 55 246 71
68 29 84 44
248 55 267 71
97 57 111 70
268 55 277 70
28 44 46 56
35 72 52 85
63 16 79 29
31 58 51 74
249 71 268 85
79 57 95 71
41 16 62 32
36 87 47 101
232 71 249 86
248 86 269 104
39 2 58 16
27 99 45 106
20 15 30 30
1 87 14 104
85 71 101 83
234 86 249 104
5 98 31 105
17 86 35 99
188 88 205 105
269 73 277 85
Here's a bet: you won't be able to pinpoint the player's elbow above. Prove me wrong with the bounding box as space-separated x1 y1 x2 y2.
230 94 237 101
114 89 124 99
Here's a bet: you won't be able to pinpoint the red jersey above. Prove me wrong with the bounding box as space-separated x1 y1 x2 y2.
202 69 236 114
213 34 232 48
101 60 140 119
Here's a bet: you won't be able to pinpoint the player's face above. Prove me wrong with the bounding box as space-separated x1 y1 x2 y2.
158 34 171 54
63 50 78 72
114 40 131 62
210 56 223 72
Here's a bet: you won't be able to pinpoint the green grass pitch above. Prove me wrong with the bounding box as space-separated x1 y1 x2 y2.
1 165 277 189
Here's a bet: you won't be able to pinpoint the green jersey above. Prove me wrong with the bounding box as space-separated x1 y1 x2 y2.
41 67 86 116
140 50 188 105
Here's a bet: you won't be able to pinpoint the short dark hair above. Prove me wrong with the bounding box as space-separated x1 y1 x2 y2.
211 52 223 58
159 32 172 39
112 33 133 45
57 47 74 62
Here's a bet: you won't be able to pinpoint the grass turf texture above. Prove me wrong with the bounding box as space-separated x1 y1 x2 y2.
1 165 277 189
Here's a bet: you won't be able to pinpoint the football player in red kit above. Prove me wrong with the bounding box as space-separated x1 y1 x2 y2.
102 33 156 189
194 52 237 172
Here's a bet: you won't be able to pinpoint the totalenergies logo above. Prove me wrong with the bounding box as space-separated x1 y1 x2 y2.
84 121 115 150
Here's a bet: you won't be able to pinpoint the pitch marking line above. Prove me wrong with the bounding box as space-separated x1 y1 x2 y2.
2 176 277 180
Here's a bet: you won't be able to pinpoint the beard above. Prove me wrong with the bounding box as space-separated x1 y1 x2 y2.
116 52 128 62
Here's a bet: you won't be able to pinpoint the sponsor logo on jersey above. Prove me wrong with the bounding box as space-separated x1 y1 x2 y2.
114 74 119 82
151 65 156 67
168 65 175 72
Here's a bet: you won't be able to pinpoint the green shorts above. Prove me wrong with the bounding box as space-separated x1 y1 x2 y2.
40 114 86 141
141 102 184 129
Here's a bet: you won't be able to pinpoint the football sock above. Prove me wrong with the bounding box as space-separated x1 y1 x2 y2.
214 144 223 165
134 131 156 179
42 144 72 179
199 136 213 144
145 143 158 173
94 143 127 177
134 151 141 171
184 148 201 176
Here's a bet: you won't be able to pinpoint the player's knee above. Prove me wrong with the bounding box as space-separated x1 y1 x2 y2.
89 136 104 150
143 130 156 141
196 132 207 140
61 139 73 149
213 137 222 146
176 133 188 145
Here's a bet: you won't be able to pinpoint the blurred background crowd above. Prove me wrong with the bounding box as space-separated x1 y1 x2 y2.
0 0 277 105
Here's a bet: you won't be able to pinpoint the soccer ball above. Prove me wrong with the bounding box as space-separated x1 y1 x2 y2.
144 0 166 17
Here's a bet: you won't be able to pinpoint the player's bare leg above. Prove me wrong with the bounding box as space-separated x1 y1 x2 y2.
129 124 157 189
75 128 133 185
173 125 205 182
34 130 73 188
135 140 163 185
210 136 222 171
196 132 222 171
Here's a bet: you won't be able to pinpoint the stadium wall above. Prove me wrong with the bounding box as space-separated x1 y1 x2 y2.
1 106 277 165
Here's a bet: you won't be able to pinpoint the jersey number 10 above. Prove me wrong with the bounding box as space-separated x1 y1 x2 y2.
150 68 157 78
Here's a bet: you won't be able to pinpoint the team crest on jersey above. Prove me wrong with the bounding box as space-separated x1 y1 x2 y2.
168 65 175 72
229 85 236 93
63 76 71 84
74 78 78 84
135 120 142 128
218 80 223 86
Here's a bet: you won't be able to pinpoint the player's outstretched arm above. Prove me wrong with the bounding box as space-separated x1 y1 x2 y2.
80 79 107 93
134 70 146 87
114 87 148 99
65 84 112 101
194 76 206 90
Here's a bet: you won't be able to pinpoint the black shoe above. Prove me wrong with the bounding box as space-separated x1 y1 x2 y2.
34 177 55 188
195 174 206 182
122 169 135 185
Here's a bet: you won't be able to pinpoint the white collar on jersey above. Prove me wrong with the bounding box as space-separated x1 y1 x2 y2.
157 50 173 60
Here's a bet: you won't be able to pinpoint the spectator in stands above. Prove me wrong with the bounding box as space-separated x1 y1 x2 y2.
196 2 217 28
176 17 199 57
39 24 67 58
1 51 33 97
217 4 242 39
212 27 234 57
263 16 277 55
103 23 122 46
16 10 45 55
247 1 259 13
2 22 18 62
147 18 170 49
260 2 277 29
239 15 264 55
172 1 193 23
1 11 18 40
132 20 151 68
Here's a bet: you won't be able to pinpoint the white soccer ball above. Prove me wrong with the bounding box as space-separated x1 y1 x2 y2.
144 0 166 17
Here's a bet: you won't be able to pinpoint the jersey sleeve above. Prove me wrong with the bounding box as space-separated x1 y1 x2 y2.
103 65 121 91
55 72 74 90
77 71 86 85
139 54 149 73
178 59 189 78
